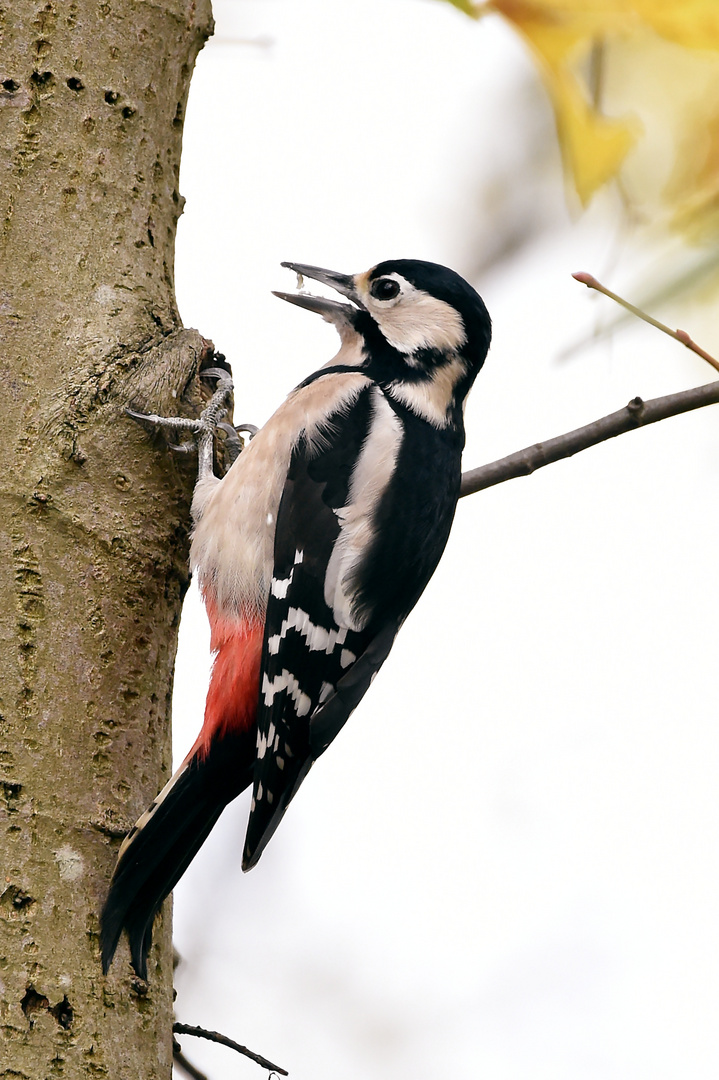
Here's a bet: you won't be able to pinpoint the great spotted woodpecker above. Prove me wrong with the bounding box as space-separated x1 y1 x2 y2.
101 259 491 977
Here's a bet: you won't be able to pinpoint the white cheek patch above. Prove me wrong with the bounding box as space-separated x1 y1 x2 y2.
362 278 467 356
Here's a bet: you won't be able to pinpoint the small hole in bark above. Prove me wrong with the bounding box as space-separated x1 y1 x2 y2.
2 78 19 92
1 884 35 911
104 89 119 105
12 887 34 909
121 105 135 119
1 780 22 805
67 77 84 91
21 985 49 1021
50 996 74 1029
30 70 54 88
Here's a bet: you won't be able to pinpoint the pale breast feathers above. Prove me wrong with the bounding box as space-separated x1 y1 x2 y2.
189 372 372 618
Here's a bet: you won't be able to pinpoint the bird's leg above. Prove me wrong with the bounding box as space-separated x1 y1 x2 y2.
126 368 236 482
194 368 235 481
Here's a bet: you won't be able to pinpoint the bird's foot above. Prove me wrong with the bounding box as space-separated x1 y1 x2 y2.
127 368 256 479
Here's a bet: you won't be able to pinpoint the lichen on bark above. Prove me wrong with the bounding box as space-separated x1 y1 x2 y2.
0 1 215 1075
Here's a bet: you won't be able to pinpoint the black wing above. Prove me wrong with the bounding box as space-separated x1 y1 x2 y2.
242 386 400 869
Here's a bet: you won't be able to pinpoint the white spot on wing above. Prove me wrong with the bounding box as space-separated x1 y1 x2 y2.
340 649 356 669
319 681 334 703
269 550 305 601
271 574 292 599
269 608 348 656
262 670 312 716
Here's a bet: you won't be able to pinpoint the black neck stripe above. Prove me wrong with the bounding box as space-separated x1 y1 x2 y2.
293 365 372 391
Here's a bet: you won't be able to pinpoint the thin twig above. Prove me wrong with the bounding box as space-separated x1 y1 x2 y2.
173 1022 289 1076
572 271 719 373
588 39 605 111
173 1039 211 1080
459 379 719 497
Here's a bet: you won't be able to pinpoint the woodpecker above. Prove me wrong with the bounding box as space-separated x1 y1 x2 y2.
100 259 491 977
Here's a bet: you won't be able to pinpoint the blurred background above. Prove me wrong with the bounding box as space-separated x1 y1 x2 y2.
171 2 719 1077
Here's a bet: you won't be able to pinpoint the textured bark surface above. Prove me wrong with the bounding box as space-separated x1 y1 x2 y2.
0 1 214 1076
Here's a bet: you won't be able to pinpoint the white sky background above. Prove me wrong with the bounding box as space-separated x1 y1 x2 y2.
170 3 719 1078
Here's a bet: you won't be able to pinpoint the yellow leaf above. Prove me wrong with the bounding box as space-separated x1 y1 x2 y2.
436 0 481 17
635 0 719 51
483 1 637 201
444 0 719 223
549 66 638 203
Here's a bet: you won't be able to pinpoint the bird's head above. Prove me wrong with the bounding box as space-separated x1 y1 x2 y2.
274 259 491 426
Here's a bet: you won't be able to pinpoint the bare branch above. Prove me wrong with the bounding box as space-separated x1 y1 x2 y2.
173 1022 289 1075
460 380 719 497
572 272 719 374
173 1039 211 1080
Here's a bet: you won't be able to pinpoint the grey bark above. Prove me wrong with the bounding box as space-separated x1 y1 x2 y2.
0 2 214 1077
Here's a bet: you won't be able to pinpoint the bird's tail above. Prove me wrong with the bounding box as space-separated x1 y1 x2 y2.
100 608 264 978
100 730 255 978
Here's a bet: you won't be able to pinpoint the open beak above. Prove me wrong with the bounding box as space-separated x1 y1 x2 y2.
273 261 365 322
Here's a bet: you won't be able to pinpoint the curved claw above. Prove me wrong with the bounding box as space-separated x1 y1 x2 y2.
217 421 244 445
125 406 202 434
200 366 234 385
216 422 243 466
234 422 259 438
126 406 161 425
125 367 248 481
165 441 198 454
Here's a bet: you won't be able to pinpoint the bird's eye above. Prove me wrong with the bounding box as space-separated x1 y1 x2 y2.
370 278 400 301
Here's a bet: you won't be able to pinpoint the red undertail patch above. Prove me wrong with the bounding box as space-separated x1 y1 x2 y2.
191 598 264 760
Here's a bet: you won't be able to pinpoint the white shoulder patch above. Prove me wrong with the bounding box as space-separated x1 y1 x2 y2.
324 386 402 631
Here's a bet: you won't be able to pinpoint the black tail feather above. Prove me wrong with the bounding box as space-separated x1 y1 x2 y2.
100 731 254 977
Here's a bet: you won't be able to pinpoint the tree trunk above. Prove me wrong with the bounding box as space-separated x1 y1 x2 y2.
0 2 213 1075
